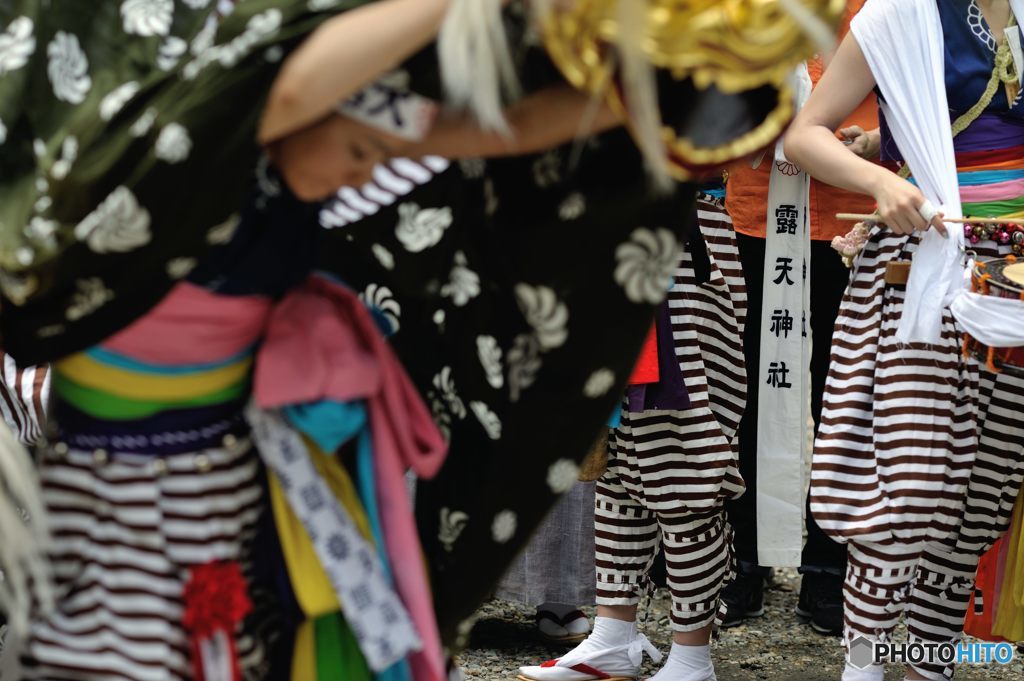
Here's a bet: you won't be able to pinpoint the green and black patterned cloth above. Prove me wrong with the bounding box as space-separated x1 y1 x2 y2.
0 0 367 363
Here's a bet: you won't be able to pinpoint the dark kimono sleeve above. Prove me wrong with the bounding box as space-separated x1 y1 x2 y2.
0 0 368 363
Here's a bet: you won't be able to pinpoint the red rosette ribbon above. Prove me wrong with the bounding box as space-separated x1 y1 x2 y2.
182 560 253 681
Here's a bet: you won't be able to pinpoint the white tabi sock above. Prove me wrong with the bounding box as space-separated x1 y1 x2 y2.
587 616 638 648
648 643 715 681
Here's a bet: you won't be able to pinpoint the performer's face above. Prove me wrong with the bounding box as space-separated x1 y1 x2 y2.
335 116 405 187
270 114 406 201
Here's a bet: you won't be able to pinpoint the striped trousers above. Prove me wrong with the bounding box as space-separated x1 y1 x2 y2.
596 195 746 632
21 440 272 681
0 354 49 445
810 230 1024 679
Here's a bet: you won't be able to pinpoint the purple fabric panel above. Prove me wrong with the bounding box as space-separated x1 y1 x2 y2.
625 303 691 413
879 110 1024 163
952 113 1024 152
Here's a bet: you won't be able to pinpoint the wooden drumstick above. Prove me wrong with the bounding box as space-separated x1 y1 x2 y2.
837 213 1024 226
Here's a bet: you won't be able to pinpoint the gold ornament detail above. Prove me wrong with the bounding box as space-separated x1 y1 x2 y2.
541 0 846 179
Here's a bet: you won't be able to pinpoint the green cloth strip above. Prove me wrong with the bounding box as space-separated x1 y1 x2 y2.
314 613 371 681
52 373 247 421
962 195 1024 217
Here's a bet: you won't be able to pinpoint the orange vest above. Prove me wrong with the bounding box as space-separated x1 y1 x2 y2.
725 0 879 242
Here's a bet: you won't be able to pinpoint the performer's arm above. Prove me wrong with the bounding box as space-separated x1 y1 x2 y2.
406 85 622 159
271 87 620 200
259 0 453 144
784 34 945 236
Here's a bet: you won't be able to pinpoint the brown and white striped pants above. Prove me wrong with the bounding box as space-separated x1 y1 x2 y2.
810 230 1024 679
596 195 747 632
21 441 272 681
0 354 49 445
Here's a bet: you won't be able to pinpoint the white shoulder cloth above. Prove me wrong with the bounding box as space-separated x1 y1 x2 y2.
851 0 963 344
852 0 1024 345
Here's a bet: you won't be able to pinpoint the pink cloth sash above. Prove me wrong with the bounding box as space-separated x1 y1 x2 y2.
255 275 448 681
103 283 270 364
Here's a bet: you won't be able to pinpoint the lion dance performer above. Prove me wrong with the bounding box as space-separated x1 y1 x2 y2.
0 0 841 679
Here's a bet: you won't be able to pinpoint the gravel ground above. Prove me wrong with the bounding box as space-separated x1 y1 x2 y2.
457 569 1024 680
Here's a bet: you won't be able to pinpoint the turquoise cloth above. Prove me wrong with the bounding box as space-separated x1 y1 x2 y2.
357 428 415 681
907 169 1024 187
608 408 622 429
284 400 366 454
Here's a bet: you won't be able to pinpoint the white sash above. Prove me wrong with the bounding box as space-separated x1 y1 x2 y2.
245 404 422 672
756 64 813 568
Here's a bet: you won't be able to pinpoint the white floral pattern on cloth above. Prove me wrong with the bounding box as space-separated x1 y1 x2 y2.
308 0 345 10
360 283 401 334
484 178 498 216
395 202 452 253
155 123 192 164
441 251 480 307
65 278 115 321
558 192 586 221
121 0 175 38
429 393 453 442
514 284 568 350
583 367 615 398
99 81 141 121
166 257 198 279
206 215 240 245
156 36 188 70
181 9 283 80
49 136 78 181
438 507 469 553
47 32 91 104
507 333 542 403
546 459 580 493
432 366 466 420
491 510 517 544
476 336 504 390
459 158 486 179
0 17 35 76
371 243 395 271
532 150 562 188
130 109 158 137
73 186 152 253
614 227 679 305
469 401 501 440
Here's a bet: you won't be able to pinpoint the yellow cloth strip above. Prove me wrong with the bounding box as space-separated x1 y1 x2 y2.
992 493 1024 640
56 353 252 401
291 620 317 681
269 435 374 619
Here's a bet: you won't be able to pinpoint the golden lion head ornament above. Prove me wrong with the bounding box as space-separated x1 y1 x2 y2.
439 0 845 183
539 0 847 180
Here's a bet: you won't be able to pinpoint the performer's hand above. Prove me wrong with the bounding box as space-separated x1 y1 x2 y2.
871 171 947 237
268 115 405 201
839 125 880 160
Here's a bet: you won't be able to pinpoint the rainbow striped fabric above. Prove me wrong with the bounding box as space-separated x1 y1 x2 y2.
50 282 270 454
